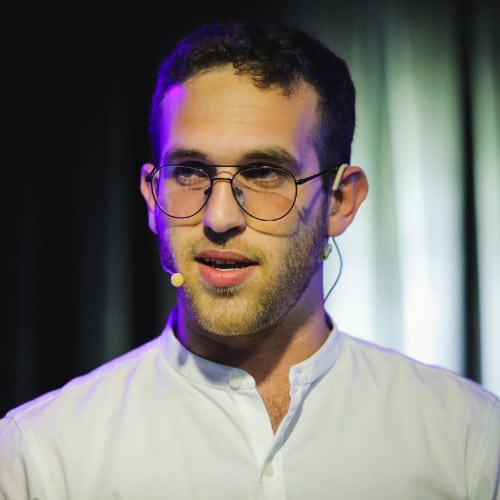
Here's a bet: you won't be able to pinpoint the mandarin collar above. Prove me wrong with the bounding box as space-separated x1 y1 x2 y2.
160 306 344 388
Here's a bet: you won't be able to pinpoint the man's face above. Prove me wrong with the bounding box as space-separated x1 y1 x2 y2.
145 66 330 337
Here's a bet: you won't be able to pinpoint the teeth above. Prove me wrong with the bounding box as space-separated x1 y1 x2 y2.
203 258 246 269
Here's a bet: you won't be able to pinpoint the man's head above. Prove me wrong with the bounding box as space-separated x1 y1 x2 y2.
149 19 355 188
141 19 367 342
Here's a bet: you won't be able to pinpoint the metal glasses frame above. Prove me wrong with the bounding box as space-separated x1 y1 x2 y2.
145 163 341 221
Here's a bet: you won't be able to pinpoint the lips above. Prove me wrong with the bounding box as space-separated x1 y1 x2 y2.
195 250 258 287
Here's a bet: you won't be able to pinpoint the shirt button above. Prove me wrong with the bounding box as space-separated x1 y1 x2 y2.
263 462 274 477
229 373 243 389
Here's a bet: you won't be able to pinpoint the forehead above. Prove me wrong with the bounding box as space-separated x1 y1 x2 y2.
157 67 320 166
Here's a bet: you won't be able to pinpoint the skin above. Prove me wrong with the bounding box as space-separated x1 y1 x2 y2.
140 66 368 430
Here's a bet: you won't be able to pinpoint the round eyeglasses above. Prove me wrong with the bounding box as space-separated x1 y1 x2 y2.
145 164 341 221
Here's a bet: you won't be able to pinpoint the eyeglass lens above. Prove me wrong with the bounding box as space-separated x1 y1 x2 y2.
151 165 298 221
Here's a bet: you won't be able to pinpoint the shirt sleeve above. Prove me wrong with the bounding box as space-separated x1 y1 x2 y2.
0 417 47 500
470 397 500 500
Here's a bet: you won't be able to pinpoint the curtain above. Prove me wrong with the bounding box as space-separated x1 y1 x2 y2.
287 0 499 395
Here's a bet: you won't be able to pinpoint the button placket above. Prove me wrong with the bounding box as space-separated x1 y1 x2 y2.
263 462 274 477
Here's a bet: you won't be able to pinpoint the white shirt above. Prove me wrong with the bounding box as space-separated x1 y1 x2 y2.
1 307 499 499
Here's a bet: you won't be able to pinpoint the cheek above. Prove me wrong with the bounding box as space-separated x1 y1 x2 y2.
154 213 180 261
245 212 301 237
154 210 200 239
154 211 170 242
157 220 210 273
251 190 327 238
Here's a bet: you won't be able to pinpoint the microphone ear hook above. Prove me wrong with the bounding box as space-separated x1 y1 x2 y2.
332 164 348 191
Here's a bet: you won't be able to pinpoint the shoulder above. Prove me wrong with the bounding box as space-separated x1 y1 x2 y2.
0 335 169 498
2 335 164 429
338 331 499 418
323 332 500 498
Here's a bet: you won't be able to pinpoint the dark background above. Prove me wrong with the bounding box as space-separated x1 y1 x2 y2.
1 1 301 416
2 0 498 416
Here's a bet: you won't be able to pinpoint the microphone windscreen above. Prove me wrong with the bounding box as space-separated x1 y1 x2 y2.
170 273 185 288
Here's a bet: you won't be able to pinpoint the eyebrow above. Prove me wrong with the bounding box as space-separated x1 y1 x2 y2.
162 147 301 170
162 148 208 165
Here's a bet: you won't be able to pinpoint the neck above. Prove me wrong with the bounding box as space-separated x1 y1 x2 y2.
175 299 331 383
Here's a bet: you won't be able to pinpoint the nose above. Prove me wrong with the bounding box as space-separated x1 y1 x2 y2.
203 177 246 233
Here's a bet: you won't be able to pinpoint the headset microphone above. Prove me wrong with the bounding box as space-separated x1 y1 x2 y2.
170 272 185 288
332 163 348 191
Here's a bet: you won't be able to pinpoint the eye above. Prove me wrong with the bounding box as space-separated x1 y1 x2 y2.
168 165 209 187
237 165 291 189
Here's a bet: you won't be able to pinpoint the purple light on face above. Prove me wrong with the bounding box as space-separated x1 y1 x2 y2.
158 83 188 149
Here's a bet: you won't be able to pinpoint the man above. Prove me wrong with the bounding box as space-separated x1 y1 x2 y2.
1 18 499 500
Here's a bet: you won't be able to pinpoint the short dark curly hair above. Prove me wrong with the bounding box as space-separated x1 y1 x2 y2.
149 19 355 186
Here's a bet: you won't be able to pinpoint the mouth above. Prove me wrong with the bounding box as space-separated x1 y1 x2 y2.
194 250 258 287
195 257 255 270
195 250 258 269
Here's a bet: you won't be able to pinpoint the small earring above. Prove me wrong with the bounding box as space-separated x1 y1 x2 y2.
321 240 333 261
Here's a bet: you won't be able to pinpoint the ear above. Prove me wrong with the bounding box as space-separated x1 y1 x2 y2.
327 165 368 237
140 163 158 234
